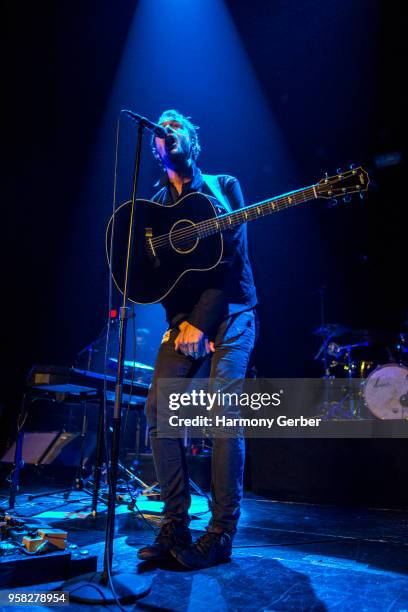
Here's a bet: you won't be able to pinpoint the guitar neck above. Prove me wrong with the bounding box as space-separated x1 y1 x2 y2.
197 185 318 237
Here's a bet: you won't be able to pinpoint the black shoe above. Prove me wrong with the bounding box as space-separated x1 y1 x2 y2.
171 530 233 569
138 520 192 561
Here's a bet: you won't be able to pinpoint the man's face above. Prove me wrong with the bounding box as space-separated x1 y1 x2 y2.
154 118 192 168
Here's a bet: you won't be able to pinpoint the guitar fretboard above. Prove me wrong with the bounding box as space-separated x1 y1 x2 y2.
196 185 317 237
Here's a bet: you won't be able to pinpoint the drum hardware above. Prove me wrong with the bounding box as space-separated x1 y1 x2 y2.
314 322 408 420
395 332 408 364
315 325 383 419
327 341 368 358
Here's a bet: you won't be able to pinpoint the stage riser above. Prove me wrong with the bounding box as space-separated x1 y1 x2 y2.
248 439 408 508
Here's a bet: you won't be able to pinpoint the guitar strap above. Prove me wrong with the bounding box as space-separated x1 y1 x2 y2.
202 174 232 214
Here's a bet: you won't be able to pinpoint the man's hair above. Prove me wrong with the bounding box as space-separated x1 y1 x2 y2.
151 109 201 165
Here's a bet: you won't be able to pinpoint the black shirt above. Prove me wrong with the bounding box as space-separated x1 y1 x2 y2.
152 166 257 337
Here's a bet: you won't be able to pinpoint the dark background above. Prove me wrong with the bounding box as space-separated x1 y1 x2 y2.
3 1 406 504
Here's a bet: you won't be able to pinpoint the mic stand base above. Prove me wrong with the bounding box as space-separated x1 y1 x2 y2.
62 571 151 605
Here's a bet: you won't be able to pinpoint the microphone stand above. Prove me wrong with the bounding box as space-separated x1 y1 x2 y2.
62 116 152 604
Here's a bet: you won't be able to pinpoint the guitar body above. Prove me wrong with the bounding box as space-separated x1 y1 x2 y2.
106 192 223 304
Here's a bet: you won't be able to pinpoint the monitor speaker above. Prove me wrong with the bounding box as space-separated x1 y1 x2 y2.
1 431 96 467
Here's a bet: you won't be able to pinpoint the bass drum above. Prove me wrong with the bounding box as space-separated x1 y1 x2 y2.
364 363 408 419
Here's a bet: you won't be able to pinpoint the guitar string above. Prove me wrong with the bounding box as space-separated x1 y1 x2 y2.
150 187 318 250
150 188 317 251
151 188 314 244
115 173 361 251
150 189 327 250
148 173 364 249
113 172 363 252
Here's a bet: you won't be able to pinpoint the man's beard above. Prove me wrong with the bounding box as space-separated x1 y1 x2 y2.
167 151 191 170
163 143 192 172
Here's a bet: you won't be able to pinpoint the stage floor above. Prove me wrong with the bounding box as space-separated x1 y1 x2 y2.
1 486 408 611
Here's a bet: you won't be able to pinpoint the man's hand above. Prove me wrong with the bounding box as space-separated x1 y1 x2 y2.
174 321 215 359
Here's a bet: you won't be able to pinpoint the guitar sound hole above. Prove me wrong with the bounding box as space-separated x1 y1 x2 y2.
169 219 199 254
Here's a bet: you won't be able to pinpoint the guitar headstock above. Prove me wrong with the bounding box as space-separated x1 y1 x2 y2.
316 166 369 199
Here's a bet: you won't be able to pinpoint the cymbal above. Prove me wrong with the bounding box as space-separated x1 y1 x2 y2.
313 324 352 338
339 329 396 344
314 324 396 345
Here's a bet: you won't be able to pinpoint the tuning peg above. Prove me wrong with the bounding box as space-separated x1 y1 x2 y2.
342 195 352 203
359 192 365 200
325 172 329 180
349 163 355 170
328 198 338 208
336 168 342 174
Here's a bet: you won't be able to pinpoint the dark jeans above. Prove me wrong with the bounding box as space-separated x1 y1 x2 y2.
145 309 256 533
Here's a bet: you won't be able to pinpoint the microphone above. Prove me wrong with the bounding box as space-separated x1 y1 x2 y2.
121 109 167 138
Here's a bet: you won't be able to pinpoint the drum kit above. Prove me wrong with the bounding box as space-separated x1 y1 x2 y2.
314 324 408 420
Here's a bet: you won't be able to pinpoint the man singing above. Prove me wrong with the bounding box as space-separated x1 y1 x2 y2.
138 109 257 569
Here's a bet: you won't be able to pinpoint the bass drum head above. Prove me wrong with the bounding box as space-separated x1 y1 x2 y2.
364 363 408 419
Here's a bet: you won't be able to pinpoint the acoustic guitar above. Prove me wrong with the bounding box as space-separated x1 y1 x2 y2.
106 167 369 304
